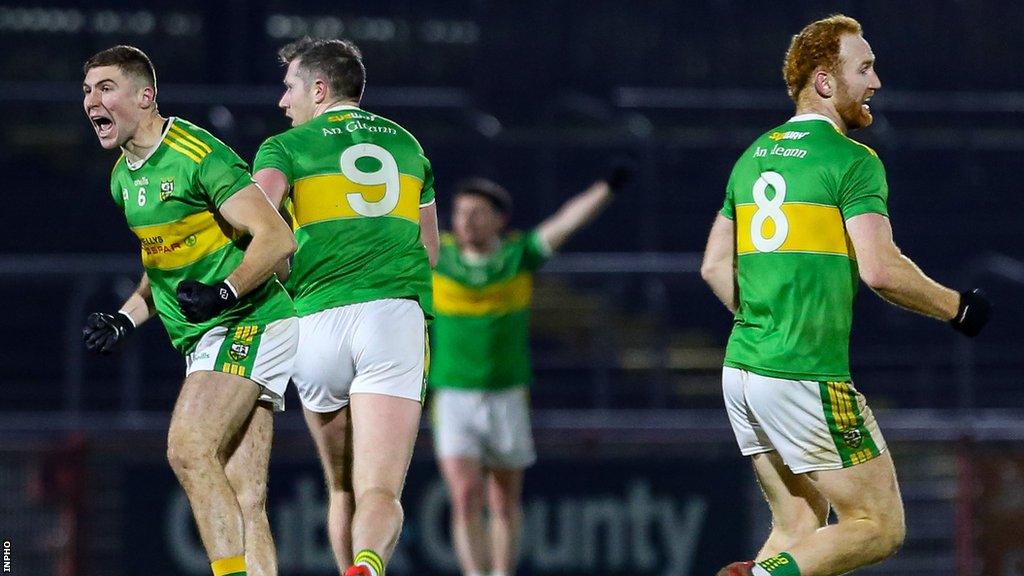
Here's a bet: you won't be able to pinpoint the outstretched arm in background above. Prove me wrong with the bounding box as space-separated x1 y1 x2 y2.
536 180 615 252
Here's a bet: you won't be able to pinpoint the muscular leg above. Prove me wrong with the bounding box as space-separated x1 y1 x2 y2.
772 452 906 576
167 370 260 562
303 406 355 570
440 457 489 575
751 451 830 560
224 403 276 576
349 393 421 564
486 467 525 575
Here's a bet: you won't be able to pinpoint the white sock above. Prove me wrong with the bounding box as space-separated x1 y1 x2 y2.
752 565 771 576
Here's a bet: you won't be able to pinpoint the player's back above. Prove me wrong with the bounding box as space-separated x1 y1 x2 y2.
254 106 435 317
721 114 889 382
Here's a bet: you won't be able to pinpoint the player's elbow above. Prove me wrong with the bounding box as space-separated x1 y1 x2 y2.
266 220 297 259
700 258 727 286
858 261 894 291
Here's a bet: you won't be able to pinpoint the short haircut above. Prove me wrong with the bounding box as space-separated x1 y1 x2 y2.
455 177 513 216
83 45 157 94
782 14 862 102
278 37 365 101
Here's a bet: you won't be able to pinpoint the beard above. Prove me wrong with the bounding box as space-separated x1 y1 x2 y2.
835 83 873 130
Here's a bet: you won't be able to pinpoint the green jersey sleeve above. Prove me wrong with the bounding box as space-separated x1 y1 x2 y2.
197 145 254 209
720 169 737 220
522 229 553 271
253 137 294 184
420 156 436 205
838 155 889 219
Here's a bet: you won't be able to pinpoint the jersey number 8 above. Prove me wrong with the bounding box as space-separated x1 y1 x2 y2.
340 143 401 218
751 171 789 252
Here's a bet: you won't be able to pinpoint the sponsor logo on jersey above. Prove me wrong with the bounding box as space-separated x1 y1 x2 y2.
133 176 150 186
160 178 175 201
228 341 250 362
328 111 378 123
184 234 198 247
140 234 186 256
769 130 810 141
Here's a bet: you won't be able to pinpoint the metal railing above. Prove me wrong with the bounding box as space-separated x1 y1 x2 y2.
1 252 1022 437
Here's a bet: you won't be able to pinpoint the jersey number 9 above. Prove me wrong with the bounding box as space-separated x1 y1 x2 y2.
341 143 401 218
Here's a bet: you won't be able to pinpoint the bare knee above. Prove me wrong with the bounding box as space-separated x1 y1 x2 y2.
447 478 485 520
166 430 217 480
234 482 268 519
487 487 521 523
769 497 829 546
357 487 403 518
874 511 906 559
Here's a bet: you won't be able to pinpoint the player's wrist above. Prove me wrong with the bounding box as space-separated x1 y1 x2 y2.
949 288 991 338
116 310 137 329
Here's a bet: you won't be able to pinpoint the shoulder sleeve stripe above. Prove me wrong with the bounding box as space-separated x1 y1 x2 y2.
164 138 203 163
169 124 214 153
165 134 209 161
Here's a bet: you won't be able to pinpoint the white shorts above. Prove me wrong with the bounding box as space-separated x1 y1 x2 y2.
185 317 298 412
723 366 887 474
431 386 536 469
293 299 427 413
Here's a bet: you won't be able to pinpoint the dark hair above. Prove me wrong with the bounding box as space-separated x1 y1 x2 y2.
455 177 513 215
278 37 365 101
83 45 157 94
783 14 862 103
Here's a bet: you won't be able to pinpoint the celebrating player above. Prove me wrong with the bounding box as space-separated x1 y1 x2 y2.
252 37 437 576
701 15 990 576
82 46 298 576
430 172 625 576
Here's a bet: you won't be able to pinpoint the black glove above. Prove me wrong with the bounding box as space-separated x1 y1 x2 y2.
177 280 237 323
605 158 636 191
950 288 990 337
83 311 135 355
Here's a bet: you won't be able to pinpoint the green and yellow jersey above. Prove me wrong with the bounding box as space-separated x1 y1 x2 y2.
110 117 294 354
429 230 551 391
253 105 434 317
720 114 889 381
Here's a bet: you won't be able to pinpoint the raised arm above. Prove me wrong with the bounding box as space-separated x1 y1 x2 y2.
846 212 989 335
535 180 614 252
701 214 738 313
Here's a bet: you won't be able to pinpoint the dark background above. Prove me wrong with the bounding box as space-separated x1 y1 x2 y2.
1 1 1022 575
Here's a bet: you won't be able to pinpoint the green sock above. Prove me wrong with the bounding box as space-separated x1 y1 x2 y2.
755 552 800 576
354 549 384 576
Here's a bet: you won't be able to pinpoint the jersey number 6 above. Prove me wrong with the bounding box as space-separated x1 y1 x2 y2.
340 143 401 218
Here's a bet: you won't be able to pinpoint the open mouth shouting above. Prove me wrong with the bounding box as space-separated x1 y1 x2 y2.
91 113 116 143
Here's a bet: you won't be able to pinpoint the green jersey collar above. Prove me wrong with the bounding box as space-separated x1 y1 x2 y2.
788 113 839 131
123 116 176 171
